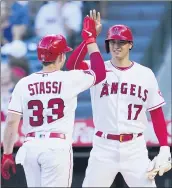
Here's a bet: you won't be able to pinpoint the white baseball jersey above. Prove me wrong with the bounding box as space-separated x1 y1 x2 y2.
86 60 165 134
8 69 95 139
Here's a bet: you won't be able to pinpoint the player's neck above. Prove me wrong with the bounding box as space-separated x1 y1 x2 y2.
111 57 131 68
42 64 61 73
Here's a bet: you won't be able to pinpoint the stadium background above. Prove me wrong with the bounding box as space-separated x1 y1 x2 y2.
1 1 171 187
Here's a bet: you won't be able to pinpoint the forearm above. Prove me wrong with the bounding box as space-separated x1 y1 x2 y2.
3 114 20 154
150 107 168 146
66 41 88 70
87 42 100 54
88 43 106 84
3 124 18 154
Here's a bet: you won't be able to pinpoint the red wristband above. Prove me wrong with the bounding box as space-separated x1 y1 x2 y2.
3 154 13 158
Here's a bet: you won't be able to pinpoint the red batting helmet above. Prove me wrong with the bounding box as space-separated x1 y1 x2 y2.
37 34 73 62
105 25 133 53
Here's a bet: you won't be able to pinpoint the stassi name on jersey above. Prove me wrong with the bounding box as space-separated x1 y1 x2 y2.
28 81 62 96
100 81 148 102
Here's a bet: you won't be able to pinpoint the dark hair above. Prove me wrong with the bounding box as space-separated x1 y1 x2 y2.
42 62 55 66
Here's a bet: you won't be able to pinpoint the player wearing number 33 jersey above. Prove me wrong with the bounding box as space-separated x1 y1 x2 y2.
1 17 106 187
66 13 172 187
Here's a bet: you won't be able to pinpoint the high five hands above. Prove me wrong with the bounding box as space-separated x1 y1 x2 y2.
89 9 102 37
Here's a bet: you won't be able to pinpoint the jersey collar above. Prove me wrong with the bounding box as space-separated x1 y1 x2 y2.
35 70 59 74
110 61 134 71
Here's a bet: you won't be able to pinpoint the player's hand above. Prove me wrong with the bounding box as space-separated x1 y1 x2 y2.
155 146 172 176
1 154 16 180
81 16 96 44
90 9 102 37
147 157 159 180
147 146 172 180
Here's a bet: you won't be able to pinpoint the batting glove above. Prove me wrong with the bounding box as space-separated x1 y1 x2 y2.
1 154 16 180
81 16 97 45
147 146 172 180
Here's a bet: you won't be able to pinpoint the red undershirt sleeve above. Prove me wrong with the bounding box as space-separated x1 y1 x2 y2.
149 107 168 146
66 41 89 70
89 52 106 84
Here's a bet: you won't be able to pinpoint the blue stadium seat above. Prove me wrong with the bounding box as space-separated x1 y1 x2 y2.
78 90 91 102
75 102 92 118
107 4 166 20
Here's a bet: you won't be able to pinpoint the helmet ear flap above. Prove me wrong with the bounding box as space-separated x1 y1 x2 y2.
105 41 110 53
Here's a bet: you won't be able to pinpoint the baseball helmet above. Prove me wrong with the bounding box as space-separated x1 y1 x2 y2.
105 25 133 53
37 34 73 62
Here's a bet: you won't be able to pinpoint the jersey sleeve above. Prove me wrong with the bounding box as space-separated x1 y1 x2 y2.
70 69 96 96
8 80 23 115
146 70 165 111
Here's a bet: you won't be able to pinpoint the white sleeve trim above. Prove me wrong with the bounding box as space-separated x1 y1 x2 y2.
89 70 96 87
87 62 91 69
84 69 96 89
147 101 166 111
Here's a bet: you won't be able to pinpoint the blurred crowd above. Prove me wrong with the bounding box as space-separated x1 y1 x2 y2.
1 1 83 68
1 0 107 121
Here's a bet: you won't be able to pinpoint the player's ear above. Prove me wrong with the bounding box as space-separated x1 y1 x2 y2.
62 53 66 62
129 42 133 50
58 53 65 63
57 54 63 63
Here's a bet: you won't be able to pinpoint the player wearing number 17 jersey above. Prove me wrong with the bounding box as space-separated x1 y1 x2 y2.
66 10 171 187
1 16 106 187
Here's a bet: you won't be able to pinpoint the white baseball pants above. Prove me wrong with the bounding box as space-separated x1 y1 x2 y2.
83 135 156 187
15 138 73 187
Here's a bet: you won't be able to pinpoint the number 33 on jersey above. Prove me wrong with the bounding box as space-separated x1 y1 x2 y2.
7 70 95 136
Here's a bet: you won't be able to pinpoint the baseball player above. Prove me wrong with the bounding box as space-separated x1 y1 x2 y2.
1 16 106 187
66 10 172 187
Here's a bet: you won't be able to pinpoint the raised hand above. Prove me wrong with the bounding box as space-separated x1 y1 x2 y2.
90 9 102 37
81 16 96 44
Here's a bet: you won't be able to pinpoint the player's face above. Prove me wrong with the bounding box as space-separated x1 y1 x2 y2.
109 40 132 60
